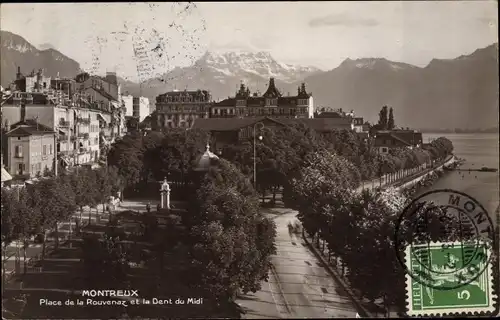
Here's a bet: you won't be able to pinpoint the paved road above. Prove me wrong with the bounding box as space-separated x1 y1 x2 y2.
237 162 452 318
237 208 358 319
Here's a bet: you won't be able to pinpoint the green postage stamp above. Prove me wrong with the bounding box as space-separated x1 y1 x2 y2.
405 241 496 316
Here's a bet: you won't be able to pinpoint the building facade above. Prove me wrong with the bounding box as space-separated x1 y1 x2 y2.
211 78 314 119
133 96 150 122
75 72 119 101
122 94 134 118
155 90 211 129
374 130 423 154
2 68 126 176
191 116 357 153
5 119 56 179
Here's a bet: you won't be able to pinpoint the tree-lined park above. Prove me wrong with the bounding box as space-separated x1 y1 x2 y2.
2 107 456 318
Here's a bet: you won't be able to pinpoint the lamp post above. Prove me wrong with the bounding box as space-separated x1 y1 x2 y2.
253 122 264 189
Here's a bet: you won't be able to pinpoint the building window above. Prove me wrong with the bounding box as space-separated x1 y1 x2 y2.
15 145 23 158
43 145 47 155
382 147 388 153
18 163 24 174
50 144 53 155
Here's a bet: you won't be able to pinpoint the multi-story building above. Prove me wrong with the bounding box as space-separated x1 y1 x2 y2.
1 68 126 175
15 68 52 93
2 92 77 162
155 90 211 129
374 130 423 154
133 96 150 122
5 118 56 179
210 78 314 119
122 94 134 118
315 107 369 137
75 72 119 101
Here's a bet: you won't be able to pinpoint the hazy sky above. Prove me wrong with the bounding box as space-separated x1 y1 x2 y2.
1 1 497 82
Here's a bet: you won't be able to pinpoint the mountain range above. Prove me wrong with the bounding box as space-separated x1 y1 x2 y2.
0 31 81 86
1 30 498 130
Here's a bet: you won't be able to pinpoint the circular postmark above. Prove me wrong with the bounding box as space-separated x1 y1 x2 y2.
394 189 495 290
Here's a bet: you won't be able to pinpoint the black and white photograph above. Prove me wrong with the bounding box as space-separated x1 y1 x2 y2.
1 1 498 319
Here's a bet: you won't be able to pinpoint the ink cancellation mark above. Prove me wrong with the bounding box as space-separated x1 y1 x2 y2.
394 189 497 316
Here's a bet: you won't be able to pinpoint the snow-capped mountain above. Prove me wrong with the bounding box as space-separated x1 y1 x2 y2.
120 50 322 102
197 51 322 83
0 30 81 87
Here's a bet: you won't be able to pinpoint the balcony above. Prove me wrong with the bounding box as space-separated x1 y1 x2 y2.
78 133 90 140
59 119 71 127
14 153 23 159
76 117 91 124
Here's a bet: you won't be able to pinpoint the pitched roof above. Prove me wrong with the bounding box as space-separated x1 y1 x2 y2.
194 144 220 172
192 117 353 132
6 119 56 136
315 111 343 118
85 86 117 102
280 118 353 132
374 130 423 146
192 117 285 131
214 98 236 107
262 78 282 98
1 167 12 182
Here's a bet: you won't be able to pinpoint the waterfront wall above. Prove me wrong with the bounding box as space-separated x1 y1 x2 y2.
395 155 457 191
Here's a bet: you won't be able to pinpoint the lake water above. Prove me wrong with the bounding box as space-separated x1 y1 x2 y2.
421 133 499 226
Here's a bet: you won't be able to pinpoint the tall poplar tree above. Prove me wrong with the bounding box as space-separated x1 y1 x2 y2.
388 107 395 130
378 106 389 130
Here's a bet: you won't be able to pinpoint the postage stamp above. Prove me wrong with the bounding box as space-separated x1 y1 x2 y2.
405 241 495 316
394 189 498 316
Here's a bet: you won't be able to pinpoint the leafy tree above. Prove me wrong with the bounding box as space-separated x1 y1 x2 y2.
184 159 276 303
67 167 98 226
148 128 209 182
1 187 39 280
377 105 389 130
292 150 360 245
107 134 144 188
28 176 76 257
388 107 395 130
81 232 131 288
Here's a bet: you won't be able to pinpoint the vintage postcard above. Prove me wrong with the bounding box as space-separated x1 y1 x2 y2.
0 2 498 319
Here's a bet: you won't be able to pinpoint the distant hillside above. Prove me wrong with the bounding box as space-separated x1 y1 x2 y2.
0 30 81 86
119 50 322 104
1 30 497 130
303 43 499 130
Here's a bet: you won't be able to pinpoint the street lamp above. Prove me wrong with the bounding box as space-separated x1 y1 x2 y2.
253 122 264 189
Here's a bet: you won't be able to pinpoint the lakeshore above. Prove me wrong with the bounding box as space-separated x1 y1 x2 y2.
421 133 499 224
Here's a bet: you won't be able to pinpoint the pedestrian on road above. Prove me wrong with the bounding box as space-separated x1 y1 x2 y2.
287 221 293 237
146 202 151 213
157 203 161 212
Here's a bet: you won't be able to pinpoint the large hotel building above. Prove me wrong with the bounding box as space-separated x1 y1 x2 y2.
211 78 314 119
154 77 314 129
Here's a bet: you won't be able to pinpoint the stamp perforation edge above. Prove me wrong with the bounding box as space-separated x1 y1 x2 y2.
404 241 498 316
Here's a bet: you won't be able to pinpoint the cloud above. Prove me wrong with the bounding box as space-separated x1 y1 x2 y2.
309 13 378 28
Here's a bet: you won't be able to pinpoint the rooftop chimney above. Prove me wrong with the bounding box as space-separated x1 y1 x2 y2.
20 102 26 123
105 72 118 85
